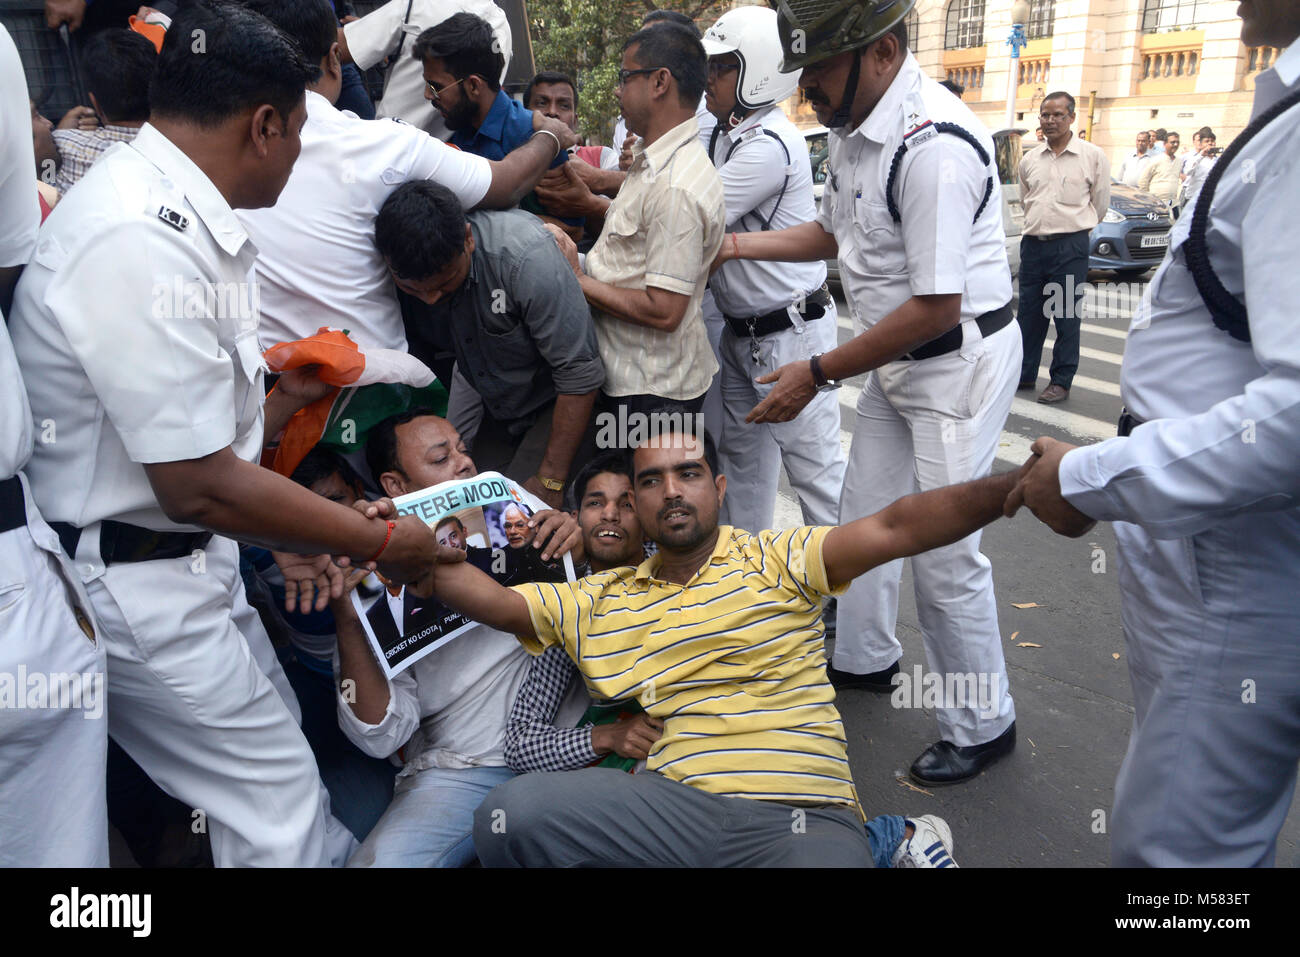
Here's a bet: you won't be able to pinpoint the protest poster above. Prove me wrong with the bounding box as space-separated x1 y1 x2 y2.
351 471 572 678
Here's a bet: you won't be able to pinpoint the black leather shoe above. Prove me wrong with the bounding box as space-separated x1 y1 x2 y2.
827 660 899 693
909 722 1016 786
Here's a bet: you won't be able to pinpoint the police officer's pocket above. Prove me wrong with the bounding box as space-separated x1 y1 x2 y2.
231 330 267 424
854 198 907 276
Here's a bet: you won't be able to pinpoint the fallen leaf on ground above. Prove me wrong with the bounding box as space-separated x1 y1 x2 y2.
1009 630 1020 642
1028 738 1037 749
1011 602 1041 609
1018 641 1042 648
1112 653 1121 660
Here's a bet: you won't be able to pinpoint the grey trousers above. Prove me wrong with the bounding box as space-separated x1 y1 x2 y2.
472 768 873 867
1110 520 1300 866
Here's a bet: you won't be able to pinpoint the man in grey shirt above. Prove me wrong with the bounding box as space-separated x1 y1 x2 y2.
375 181 604 507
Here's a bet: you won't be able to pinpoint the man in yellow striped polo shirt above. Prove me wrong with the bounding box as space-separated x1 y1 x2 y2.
414 418 1026 866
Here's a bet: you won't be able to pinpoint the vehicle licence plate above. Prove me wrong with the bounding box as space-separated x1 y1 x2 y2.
1140 232 1170 248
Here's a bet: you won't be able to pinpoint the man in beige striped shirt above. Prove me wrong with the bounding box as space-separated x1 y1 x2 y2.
548 23 725 427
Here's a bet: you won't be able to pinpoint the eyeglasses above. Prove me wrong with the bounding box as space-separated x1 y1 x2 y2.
617 67 662 87
425 76 466 101
707 61 740 78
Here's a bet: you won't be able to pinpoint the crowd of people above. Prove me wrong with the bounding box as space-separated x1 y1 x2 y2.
1 0 1297 869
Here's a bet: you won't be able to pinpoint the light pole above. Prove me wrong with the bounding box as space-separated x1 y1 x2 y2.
1005 0 1030 131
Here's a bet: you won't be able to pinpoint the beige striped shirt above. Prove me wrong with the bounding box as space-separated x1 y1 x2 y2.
584 116 725 400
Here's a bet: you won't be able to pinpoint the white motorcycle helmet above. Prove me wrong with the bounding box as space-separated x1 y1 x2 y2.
701 6 801 120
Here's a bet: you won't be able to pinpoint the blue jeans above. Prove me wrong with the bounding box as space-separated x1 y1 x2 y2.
348 765 517 867
866 814 908 869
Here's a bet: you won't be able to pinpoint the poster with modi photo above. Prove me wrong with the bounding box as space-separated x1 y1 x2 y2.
350 471 573 679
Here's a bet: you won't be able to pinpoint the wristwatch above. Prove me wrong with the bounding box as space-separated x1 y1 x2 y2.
536 475 565 492
809 353 840 392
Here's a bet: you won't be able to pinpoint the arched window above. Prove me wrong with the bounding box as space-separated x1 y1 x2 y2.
944 0 986 50
1027 0 1055 40
905 7 920 50
1142 0 1204 34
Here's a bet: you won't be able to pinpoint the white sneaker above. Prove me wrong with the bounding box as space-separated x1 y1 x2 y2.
891 815 958 868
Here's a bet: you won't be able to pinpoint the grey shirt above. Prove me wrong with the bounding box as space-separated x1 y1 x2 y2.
415 209 604 426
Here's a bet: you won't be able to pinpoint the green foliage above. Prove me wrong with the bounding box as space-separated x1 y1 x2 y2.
526 0 732 142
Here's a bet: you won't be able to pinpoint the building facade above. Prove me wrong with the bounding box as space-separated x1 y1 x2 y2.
783 0 1280 166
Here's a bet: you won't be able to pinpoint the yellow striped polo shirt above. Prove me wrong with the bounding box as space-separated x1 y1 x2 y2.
510 525 860 815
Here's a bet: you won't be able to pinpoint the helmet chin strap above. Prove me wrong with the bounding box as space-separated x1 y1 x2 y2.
827 50 862 130
727 103 754 129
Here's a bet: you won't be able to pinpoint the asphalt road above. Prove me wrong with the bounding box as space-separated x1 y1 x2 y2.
771 274 1300 867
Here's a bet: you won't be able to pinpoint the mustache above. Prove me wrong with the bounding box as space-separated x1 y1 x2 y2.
658 501 695 520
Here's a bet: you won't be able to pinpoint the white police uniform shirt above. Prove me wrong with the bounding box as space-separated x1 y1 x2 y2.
817 50 1011 338
239 90 491 352
344 0 512 139
1060 41 1300 538
9 123 267 551
708 104 826 315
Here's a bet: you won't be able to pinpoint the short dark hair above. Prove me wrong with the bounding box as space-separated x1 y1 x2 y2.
239 0 336 80
365 408 441 481
627 405 720 479
641 9 700 37
434 515 465 535
375 181 467 282
290 446 361 491
1165 130 1179 140
80 30 156 123
149 1 313 129
1196 125 1215 139
1154 127 1167 140
566 452 633 513
1042 91 1076 114
412 12 503 93
939 78 963 97
623 23 707 108
524 70 576 109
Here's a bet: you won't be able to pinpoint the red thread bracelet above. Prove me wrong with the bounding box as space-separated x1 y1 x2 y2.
368 520 396 563
731 232 740 260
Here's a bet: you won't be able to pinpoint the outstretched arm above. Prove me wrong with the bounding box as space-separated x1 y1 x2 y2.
433 559 537 640
822 468 1025 588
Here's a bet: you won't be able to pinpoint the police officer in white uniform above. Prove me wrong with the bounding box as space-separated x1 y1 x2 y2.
719 0 1020 784
1008 4 1300 866
701 6 846 533
7 4 442 867
0 21 108 868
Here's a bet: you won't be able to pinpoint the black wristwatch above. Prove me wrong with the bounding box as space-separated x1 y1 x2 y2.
810 353 839 391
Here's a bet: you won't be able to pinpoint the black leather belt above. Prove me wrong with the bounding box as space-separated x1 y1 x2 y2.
51 520 213 565
723 286 833 339
901 302 1013 361
1026 229 1090 242
0 475 25 535
1117 408 1143 437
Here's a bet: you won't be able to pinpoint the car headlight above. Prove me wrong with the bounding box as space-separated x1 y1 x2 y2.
1102 208 1125 224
